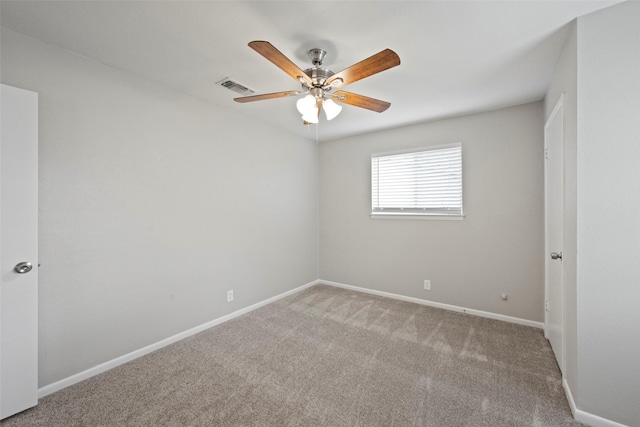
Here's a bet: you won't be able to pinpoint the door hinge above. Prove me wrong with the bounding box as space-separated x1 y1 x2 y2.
544 148 549 160
545 300 549 311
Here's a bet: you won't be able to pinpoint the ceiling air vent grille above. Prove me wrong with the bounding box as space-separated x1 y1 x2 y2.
216 78 255 96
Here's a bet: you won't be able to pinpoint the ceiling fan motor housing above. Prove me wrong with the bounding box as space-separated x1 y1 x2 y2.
303 67 334 89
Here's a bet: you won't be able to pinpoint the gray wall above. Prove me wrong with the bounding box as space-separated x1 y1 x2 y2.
545 2 640 425
320 102 545 322
576 2 640 425
1 29 319 387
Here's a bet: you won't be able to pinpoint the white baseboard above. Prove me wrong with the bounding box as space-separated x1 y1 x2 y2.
38 279 321 398
575 410 630 427
563 378 578 418
319 279 544 329
572 395 628 425
557 358 630 427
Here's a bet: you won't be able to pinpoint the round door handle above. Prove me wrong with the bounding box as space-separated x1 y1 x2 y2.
14 262 33 274
550 252 563 260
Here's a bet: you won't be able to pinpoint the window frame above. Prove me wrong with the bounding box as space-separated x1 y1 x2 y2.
370 143 464 220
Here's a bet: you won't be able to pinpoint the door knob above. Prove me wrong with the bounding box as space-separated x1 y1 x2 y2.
14 262 33 274
550 252 563 260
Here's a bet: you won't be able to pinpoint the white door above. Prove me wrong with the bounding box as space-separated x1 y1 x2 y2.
0 84 39 419
544 95 564 373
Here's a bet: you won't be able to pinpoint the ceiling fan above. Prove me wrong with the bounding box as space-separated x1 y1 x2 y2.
234 41 400 124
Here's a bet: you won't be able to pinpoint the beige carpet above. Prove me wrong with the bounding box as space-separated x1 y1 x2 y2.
2 284 582 426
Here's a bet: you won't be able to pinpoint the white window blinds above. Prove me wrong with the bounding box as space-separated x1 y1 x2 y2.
371 143 463 216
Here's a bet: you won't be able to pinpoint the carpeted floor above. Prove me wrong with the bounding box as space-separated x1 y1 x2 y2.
2 284 582 426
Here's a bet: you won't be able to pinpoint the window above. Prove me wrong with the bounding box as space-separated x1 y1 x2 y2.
371 143 463 217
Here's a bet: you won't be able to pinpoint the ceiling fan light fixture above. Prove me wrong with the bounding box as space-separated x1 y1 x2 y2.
296 94 316 115
322 98 342 120
301 109 319 124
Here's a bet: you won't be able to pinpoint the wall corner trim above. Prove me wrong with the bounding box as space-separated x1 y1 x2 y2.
320 279 544 329
37 279 321 399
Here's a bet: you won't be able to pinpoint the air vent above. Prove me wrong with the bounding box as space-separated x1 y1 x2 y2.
216 78 255 96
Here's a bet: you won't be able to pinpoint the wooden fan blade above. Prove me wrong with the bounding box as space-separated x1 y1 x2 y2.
325 49 400 88
234 90 301 103
249 41 313 86
333 91 391 113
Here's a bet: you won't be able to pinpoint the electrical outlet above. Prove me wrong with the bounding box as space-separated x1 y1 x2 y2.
227 290 234 302
424 280 431 291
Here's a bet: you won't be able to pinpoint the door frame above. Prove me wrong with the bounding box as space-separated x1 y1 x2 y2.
544 93 565 374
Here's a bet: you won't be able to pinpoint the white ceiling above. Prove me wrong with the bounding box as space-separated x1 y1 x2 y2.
0 1 621 142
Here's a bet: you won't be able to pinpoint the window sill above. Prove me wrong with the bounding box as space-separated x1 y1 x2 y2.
370 213 464 221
